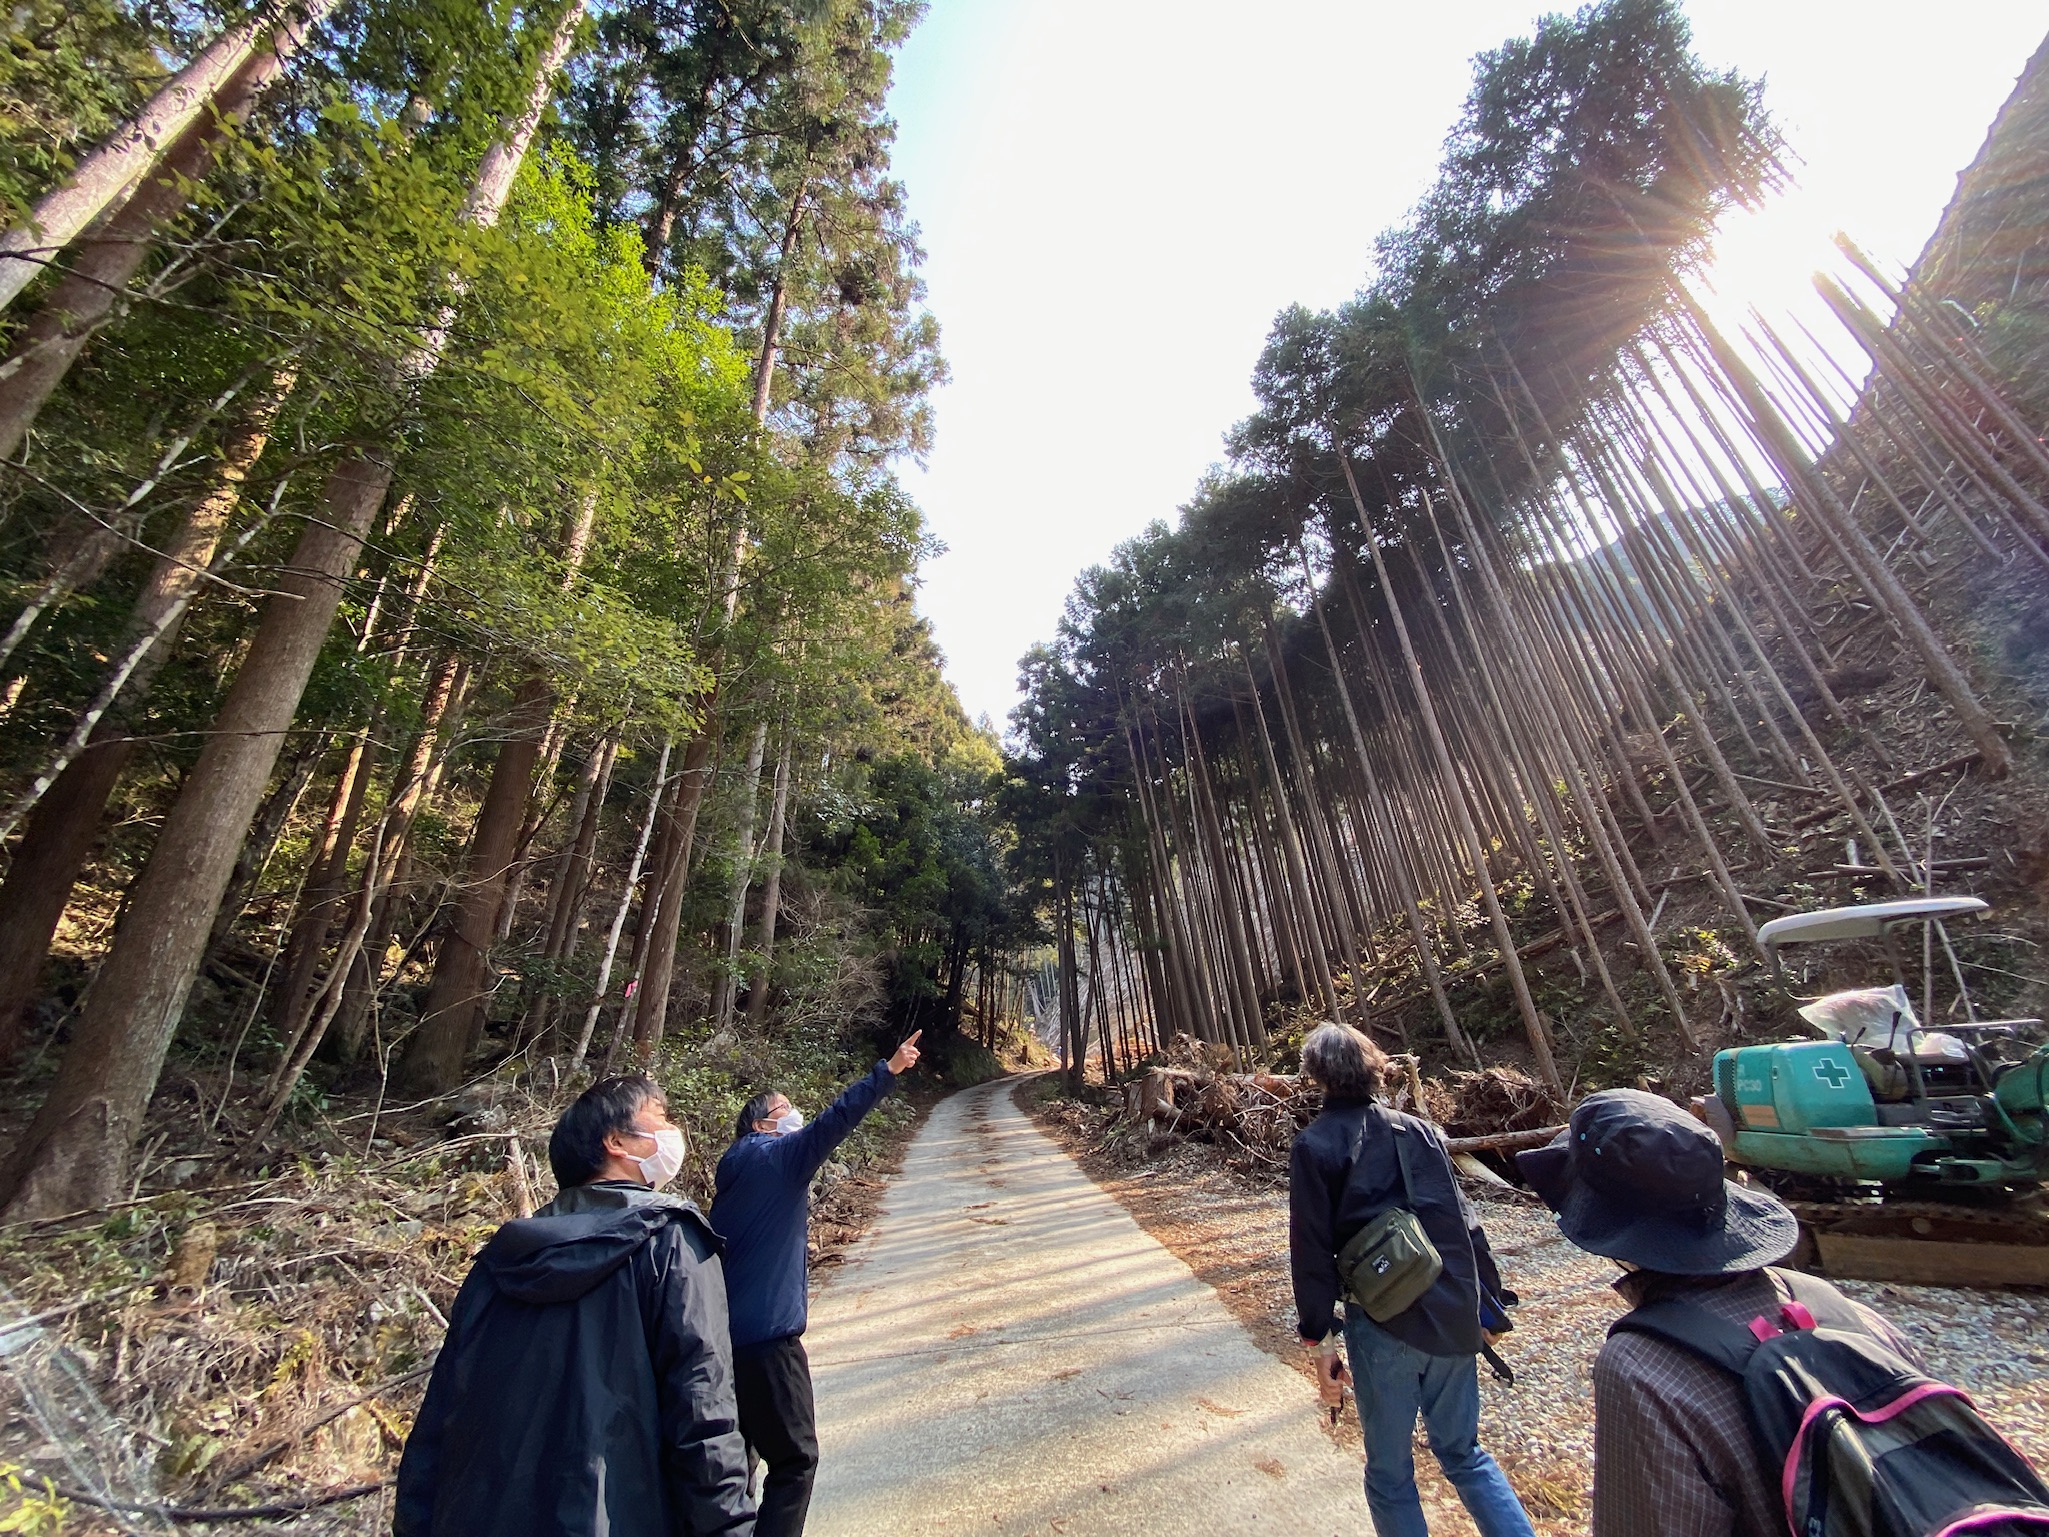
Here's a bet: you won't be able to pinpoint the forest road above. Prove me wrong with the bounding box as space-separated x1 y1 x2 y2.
804 1075 1367 1535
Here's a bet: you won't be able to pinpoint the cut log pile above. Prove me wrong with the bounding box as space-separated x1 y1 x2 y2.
1112 1039 1567 1168
1118 1065 1313 1164
1426 1065 1565 1140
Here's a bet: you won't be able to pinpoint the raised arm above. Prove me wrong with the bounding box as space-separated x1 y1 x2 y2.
776 1031 920 1182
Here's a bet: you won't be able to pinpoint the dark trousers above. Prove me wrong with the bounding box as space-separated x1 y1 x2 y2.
733 1335 818 1537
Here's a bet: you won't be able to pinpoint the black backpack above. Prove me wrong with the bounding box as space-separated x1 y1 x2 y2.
1610 1269 2049 1537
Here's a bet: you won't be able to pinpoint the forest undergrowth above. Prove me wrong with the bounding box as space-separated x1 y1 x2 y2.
0 1011 993 1534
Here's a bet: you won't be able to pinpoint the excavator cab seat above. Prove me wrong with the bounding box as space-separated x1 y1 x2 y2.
1800 986 1969 1102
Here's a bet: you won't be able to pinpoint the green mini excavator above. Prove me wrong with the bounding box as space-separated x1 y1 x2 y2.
1695 897 2049 1284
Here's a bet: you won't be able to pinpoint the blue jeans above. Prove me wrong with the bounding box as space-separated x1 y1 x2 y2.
1341 1311 1535 1537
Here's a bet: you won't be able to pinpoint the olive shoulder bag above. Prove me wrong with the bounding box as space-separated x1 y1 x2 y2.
1334 1113 1444 1323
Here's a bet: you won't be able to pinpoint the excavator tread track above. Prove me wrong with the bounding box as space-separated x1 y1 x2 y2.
1784 1197 2049 1287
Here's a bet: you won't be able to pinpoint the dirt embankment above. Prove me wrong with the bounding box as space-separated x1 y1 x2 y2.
1029 1084 2049 1537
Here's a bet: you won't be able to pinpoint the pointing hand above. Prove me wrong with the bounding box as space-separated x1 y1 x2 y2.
888 1030 923 1075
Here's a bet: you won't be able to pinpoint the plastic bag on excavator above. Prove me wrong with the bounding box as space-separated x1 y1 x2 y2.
1799 986 1970 1101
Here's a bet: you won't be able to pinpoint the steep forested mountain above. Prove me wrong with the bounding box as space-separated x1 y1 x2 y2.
1005 0 2049 1099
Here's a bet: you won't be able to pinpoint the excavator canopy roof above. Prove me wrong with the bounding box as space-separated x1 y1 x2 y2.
1758 897 1989 952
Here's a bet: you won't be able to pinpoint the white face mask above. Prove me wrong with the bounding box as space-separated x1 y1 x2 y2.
772 1109 804 1136
633 1126 686 1189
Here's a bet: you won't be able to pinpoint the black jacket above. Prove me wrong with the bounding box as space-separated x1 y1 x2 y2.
1288 1097 1505 1357
394 1182 755 1537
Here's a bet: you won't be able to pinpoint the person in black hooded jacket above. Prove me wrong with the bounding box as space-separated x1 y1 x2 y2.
394 1076 754 1537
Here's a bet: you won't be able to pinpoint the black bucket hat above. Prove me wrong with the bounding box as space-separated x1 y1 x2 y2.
1515 1088 1798 1275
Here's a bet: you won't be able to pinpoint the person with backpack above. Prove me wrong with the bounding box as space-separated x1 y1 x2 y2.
1289 1022 1536 1537
1517 1087 2049 1537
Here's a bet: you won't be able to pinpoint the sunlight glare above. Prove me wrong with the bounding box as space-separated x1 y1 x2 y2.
1695 188 1878 397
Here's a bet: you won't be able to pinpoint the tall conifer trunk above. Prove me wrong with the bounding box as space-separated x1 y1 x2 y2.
1304 548 1471 1059
520 727 619 1046
709 718 769 1031
750 185 809 422
1686 299 2013 777
0 452 395 1215
743 721 794 1032
1056 851 1082 1090
0 66 302 461
393 675 555 1094
625 730 717 1061
1241 651 1338 1019
1339 458 1560 1092
574 737 671 1069
1262 624 1372 1017
0 0 338 314
208 743 322 959
0 4 581 1213
1180 685 1264 1047
333 649 470 1060
398 483 598 1093
0 372 292 1066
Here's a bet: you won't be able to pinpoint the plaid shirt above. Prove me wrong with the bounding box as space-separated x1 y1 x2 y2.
1591 1268 1916 1537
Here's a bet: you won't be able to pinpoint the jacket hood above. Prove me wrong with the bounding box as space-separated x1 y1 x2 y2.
540 1179 697 1219
480 1184 712 1306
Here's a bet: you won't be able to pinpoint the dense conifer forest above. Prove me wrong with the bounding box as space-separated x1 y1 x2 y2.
1007 4 2049 1112
0 0 1024 1227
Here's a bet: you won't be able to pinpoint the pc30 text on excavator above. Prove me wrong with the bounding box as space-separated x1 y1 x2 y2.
1695 896 2049 1287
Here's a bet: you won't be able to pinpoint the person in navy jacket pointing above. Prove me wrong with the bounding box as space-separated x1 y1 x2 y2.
709 1030 921 1536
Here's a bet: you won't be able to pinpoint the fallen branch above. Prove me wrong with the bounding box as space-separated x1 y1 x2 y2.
1734 772 1829 799
1444 1125 1563 1154
204 1363 433 1489
1793 752 1983 828
54 1479 389 1523
0 1284 150 1338
6 1177 272 1233
1819 856 1989 880
1739 891 1800 912
1883 751 1990 794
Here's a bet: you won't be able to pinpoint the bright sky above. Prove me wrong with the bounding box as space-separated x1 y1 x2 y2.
884 2 2048 732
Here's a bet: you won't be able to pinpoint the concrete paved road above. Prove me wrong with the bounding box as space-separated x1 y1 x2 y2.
805 1077 1368 1535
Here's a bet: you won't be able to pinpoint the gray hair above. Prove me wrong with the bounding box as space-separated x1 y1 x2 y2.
1299 1022 1387 1099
